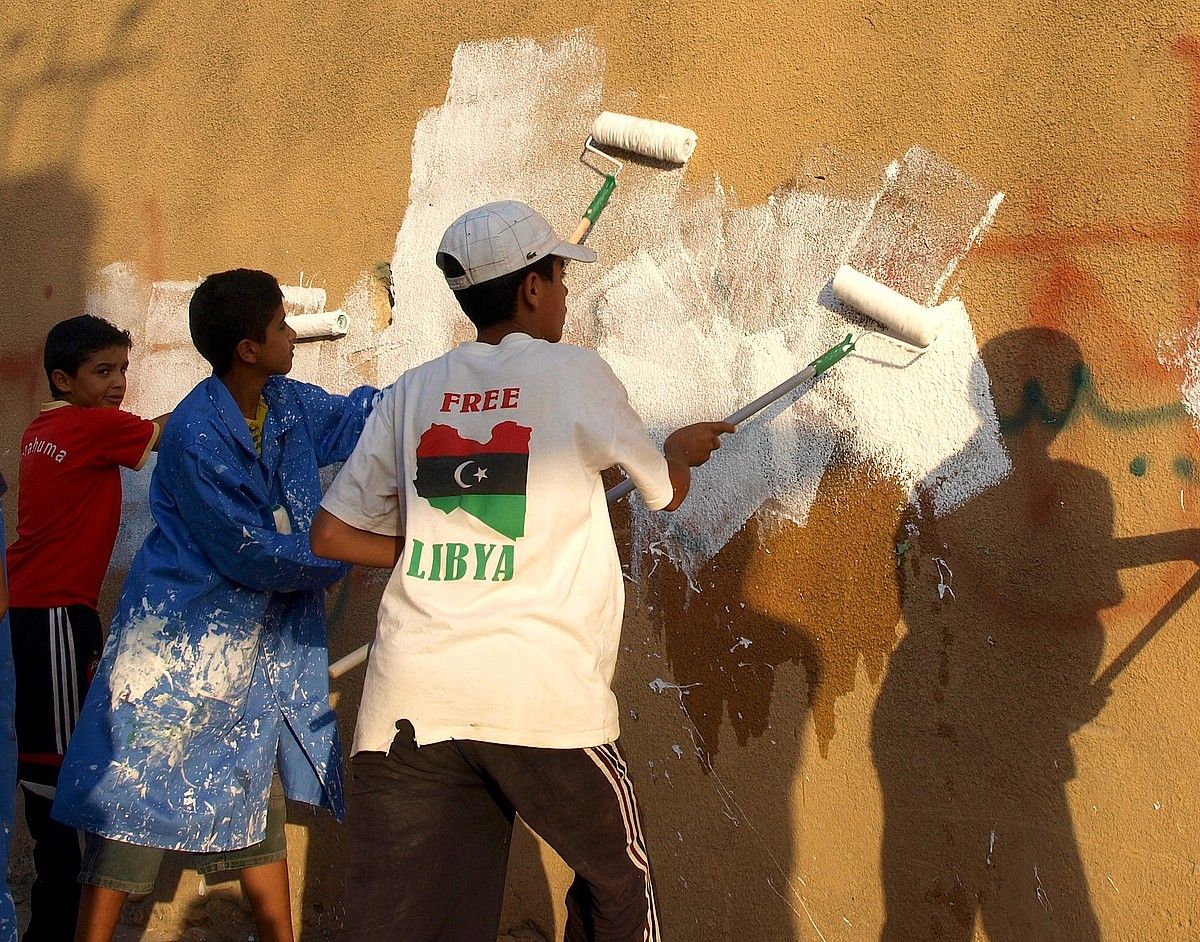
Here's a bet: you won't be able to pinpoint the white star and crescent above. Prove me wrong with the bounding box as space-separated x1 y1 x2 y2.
453 460 490 488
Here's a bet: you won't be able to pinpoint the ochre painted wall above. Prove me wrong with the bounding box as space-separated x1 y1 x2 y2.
4 1 1200 939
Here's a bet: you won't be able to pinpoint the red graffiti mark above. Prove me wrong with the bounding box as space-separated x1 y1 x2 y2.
972 38 1200 630
980 39 1200 319
0 353 45 415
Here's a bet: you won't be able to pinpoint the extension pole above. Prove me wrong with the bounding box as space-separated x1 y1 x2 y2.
605 334 857 503
1093 566 1200 690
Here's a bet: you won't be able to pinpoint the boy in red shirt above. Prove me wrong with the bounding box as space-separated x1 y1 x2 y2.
6 314 167 941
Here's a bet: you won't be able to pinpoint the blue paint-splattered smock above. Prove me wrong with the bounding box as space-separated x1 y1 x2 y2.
53 375 377 852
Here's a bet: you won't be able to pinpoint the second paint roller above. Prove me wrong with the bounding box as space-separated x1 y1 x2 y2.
605 266 947 501
570 111 698 246
286 311 350 340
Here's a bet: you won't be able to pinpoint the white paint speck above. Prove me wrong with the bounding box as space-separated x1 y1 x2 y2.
934 556 955 600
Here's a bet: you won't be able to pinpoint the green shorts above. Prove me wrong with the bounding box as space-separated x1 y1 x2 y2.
78 773 287 895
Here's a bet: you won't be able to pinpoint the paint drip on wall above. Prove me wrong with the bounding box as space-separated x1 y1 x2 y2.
90 31 1009 585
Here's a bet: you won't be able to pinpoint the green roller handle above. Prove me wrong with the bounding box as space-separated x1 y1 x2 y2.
604 333 858 503
570 175 619 245
585 174 618 222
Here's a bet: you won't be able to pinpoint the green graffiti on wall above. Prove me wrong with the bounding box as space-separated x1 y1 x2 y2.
997 363 1196 479
998 363 1187 434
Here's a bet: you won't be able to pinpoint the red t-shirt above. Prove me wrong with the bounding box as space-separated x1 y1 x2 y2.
7 402 159 610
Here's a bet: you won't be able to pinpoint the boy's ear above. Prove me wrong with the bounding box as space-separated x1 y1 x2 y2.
524 268 549 307
49 368 73 396
518 270 540 310
234 337 259 366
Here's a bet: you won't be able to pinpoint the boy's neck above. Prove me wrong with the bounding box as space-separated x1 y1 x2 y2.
476 321 528 346
218 365 269 419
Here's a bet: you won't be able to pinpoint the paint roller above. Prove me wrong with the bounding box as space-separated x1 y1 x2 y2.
569 111 698 246
328 268 943 679
287 310 350 341
605 265 946 501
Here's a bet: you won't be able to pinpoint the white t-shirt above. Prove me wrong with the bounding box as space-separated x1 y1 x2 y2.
321 332 674 753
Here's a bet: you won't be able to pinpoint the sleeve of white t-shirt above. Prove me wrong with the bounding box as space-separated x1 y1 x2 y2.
320 383 404 536
580 356 674 512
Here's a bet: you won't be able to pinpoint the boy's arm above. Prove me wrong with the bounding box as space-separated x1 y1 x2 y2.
150 412 172 451
172 444 350 593
662 422 736 511
315 383 403 562
296 382 381 467
584 356 734 511
1113 530 1200 568
94 407 165 469
311 508 403 568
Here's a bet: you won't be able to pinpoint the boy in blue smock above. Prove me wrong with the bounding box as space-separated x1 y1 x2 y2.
55 269 378 942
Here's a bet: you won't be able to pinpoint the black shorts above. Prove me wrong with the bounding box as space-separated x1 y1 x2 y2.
346 725 660 942
10 605 103 788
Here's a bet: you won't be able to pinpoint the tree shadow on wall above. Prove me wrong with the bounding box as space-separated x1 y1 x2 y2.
0 0 159 450
871 328 1198 941
632 453 907 941
0 171 98 423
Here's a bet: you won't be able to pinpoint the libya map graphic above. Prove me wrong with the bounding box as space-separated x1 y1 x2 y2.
414 421 531 539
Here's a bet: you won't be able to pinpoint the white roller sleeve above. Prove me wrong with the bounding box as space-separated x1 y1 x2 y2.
590 111 698 164
831 266 940 348
286 310 350 340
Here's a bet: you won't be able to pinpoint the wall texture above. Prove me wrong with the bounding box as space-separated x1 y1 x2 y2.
4 2 1200 939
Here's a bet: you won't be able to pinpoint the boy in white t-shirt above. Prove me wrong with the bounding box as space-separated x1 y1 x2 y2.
311 200 732 941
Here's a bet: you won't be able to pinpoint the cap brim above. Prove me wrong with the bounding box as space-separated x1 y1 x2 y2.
550 241 598 263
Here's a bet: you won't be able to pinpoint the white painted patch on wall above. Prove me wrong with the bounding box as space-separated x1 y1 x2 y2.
597 151 1009 578
1159 322 1200 428
92 263 376 569
89 32 1008 586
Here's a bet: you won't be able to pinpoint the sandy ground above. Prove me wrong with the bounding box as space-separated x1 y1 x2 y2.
16 899 546 942
15 889 547 942
11 796 547 941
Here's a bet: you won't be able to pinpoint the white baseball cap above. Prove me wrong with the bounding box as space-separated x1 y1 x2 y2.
436 201 597 290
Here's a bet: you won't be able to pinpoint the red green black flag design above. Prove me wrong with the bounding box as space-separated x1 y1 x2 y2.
414 421 531 539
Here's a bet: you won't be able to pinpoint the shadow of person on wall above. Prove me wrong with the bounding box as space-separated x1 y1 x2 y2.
871 327 1198 941
630 448 906 941
632 517 819 941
